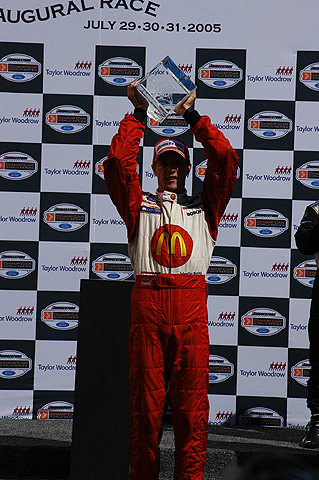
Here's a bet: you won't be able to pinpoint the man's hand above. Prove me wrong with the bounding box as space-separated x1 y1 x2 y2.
174 90 196 116
127 81 149 110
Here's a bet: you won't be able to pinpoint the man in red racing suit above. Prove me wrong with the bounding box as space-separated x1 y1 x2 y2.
103 83 238 480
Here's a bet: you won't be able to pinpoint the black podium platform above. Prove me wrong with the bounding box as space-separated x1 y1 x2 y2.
69 279 133 480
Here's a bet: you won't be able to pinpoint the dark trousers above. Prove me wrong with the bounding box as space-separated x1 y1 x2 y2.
308 272 319 414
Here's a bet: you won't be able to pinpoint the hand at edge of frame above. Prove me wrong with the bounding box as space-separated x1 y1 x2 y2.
127 81 149 110
174 90 196 116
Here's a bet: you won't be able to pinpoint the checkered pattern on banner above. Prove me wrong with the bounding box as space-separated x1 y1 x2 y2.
0 38 317 427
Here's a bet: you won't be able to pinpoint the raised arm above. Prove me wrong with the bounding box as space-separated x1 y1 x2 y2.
192 115 238 241
103 82 148 242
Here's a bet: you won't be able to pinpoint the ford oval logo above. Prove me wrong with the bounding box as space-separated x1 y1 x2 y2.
263 131 276 137
61 125 74 131
207 276 221 282
209 374 218 381
57 322 69 328
213 81 226 87
12 74 25 80
257 328 270 334
59 223 72 229
162 129 175 135
310 279 315 286
113 77 126 84
311 181 319 187
315 83 319 89
6 271 19 276
9 172 22 177
2 370 15 376
107 273 120 279
259 229 272 235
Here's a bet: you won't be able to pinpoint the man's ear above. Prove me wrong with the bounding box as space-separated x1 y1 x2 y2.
152 164 157 176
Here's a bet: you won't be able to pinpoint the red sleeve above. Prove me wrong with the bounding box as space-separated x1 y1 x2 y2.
103 114 144 242
192 115 239 241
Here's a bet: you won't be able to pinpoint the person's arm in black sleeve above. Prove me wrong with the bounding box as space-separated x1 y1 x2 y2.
295 201 319 255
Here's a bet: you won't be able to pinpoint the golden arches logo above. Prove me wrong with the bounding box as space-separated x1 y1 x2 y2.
151 225 193 268
156 231 188 257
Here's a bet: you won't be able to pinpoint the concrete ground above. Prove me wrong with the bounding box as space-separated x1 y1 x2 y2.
0 420 318 480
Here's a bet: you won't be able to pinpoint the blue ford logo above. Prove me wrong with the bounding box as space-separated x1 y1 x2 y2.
209 374 218 381
113 77 126 83
259 229 272 235
162 129 175 135
9 172 22 177
213 81 226 86
12 74 25 80
6 271 19 276
107 273 120 279
315 83 319 89
207 276 221 282
257 328 270 334
263 131 276 137
61 125 74 131
311 181 319 187
2 370 15 376
310 279 315 286
57 322 69 328
59 223 72 229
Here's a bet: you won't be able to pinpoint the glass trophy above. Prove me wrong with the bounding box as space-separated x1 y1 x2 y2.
137 56 196 122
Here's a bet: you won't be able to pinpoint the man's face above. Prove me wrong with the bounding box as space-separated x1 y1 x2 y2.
152 151 191 193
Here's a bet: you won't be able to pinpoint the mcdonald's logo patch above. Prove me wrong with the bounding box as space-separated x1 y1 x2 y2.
151 225 193 268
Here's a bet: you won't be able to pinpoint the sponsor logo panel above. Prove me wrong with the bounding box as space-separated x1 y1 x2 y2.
237 345 288 397
243 150 293 199
209 354 234 383
34 340 77 390
240 247 290 298
0 290 36 340
41 144 93 193
0 250 35 279
0 349 32 379
90 194 128 244
293 259 316 288
208 395 236 426
239 407 284 427
45 105 90 134
0 151 38 180
286 398 309 429
37 242 89 292
41 301 79 331
43 202 88 232
0 390 33 419
37 400 74 420
98 56 142 86
206 256 237 284
207 295 238 346
0 53 41 83
288 298 310 349
195 49 246 99
198 59 243 89
288 348 310 398
95 45 145 96
241 307 286 337
244 209 289 238
92 253 134 281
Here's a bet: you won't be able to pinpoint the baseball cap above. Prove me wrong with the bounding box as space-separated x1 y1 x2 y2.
152 137 190 166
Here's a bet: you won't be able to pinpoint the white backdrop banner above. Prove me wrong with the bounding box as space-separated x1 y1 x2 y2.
0 0 317 426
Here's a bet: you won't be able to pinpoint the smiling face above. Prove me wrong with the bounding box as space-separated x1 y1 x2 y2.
152 151 191 194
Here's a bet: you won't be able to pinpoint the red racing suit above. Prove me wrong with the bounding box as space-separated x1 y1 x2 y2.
104 112 238 480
